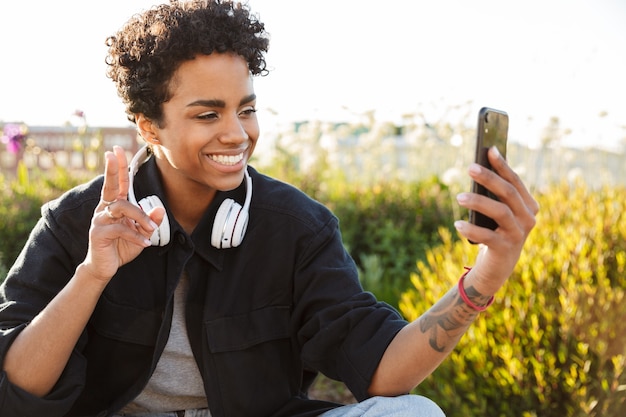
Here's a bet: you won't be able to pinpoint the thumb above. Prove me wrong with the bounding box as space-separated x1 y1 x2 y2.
147 206 166 227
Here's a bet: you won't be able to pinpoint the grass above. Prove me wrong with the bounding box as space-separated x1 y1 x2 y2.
308 374 357 404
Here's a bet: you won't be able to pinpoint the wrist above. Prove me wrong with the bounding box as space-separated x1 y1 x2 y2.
75 263 111 292
458 267 495 312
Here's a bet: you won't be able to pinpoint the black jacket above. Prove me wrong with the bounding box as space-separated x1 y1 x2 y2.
0 158 407 417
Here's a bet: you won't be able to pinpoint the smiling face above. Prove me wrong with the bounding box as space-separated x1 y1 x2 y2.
137 52 259 205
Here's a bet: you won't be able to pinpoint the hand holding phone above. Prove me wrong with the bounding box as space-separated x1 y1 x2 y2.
468 107 509 236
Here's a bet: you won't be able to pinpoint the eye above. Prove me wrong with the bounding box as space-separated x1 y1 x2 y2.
197 111 219 120
239 107 257 118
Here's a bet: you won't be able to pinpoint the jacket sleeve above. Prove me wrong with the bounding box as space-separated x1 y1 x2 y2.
292 213 408 402
0 350 86 416
0 181 100 416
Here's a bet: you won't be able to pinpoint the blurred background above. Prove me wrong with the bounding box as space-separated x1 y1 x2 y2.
1 0 625 160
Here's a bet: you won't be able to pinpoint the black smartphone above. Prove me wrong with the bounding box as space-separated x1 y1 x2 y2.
468 107 508 234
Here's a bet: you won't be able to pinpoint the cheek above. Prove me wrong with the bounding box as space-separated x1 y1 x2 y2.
246 122 260 150
247 138 259 159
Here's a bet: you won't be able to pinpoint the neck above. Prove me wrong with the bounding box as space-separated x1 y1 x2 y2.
164 182 217 236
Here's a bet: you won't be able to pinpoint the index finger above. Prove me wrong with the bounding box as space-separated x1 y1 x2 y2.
488 147 539 215
101 151 121 204
113 146 130 199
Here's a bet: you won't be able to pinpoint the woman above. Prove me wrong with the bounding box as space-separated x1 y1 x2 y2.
0 1 538 416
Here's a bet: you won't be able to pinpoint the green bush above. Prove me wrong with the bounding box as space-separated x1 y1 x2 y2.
0 253 7 283
0 164 88 281
400 183 626 416
321 176 457 305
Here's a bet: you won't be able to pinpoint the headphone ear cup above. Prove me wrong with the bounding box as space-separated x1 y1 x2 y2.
211 198 248 249
211 199 235 249
138 195 170 246
230 208 249 248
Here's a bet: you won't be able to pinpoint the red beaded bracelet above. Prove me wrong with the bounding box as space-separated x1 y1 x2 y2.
458 267 495 312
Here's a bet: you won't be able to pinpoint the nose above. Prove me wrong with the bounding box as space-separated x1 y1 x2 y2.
219 114 249 145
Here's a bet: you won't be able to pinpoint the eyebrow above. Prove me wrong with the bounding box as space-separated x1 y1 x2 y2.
187 94 257 108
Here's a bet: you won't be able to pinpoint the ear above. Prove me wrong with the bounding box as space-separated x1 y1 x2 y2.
136 114 160 144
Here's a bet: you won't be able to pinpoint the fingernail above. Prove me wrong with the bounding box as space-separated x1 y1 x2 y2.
491 146 501 158
469 164 481 175
143 238 152 247
149 220 158 230
456 193 470 203
454 220 465 231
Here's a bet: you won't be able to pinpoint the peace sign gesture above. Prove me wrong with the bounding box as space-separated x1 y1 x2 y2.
82 146 165 284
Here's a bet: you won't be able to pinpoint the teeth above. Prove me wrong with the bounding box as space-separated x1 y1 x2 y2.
209 153 244 166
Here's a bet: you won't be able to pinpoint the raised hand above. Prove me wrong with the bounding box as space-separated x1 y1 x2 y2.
82 146 165 283
455 146 539 293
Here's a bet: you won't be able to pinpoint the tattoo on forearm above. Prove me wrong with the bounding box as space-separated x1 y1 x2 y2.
418 285 491 352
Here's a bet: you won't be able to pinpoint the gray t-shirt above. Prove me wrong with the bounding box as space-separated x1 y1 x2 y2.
120 272 209 414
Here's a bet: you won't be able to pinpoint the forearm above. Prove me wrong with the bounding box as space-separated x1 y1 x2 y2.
2 264 107 397
369 270 493 395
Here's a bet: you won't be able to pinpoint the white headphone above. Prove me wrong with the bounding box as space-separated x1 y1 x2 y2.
127 145 252 248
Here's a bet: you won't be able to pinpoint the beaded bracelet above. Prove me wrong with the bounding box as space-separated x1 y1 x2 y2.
458 267 495 312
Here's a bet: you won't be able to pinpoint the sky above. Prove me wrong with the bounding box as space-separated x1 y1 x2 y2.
1 0 625 151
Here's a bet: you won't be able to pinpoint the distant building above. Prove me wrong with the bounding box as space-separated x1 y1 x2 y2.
26 125 139 153
1 124 139 172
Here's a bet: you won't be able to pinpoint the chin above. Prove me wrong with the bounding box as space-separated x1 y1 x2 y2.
215 172 246 192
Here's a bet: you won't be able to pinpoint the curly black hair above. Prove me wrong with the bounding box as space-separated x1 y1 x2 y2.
105 0 270 125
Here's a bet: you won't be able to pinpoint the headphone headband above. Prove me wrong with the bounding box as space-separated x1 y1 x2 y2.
127 145 151 206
